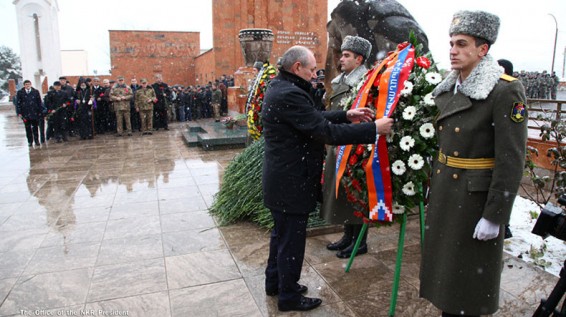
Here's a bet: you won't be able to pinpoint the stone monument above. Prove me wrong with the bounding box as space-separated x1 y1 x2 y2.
13 0 63 94
228 28 274 115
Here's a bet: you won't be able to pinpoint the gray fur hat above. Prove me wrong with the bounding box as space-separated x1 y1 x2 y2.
341 35 372 60
449 10 500 44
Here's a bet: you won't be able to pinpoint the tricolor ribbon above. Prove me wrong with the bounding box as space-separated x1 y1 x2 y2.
335 52 398 199
366 44 414 222
335 43 415 222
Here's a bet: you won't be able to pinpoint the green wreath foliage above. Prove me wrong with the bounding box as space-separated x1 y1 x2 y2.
209 138 326 229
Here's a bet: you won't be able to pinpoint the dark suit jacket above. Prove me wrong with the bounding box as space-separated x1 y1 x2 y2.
16 87 43 120
261 69 376 215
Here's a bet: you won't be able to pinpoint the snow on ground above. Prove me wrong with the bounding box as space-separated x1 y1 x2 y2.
504 196 566 277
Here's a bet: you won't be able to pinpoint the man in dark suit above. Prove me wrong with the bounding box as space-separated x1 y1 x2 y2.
16 80 44 146
261 45 393 312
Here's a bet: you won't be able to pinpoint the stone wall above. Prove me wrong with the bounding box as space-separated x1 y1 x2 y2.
206 0 327 79
109 30 200 86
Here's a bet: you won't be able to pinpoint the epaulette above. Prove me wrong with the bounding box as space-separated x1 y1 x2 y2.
500 74 517 82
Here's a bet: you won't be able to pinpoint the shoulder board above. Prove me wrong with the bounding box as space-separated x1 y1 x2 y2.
500 74 518 82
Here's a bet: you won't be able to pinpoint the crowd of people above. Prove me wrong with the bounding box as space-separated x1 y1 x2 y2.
14 74 235 146
516 70 560 99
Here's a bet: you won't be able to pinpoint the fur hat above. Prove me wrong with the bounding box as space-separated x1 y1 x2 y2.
341 35 372 60
449 10 500 44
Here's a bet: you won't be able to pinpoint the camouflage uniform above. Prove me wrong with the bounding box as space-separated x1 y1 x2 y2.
211 87 222 121
135 86 157 133
110 83 133 135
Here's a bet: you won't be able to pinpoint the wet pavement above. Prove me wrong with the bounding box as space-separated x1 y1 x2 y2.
0 103 559 317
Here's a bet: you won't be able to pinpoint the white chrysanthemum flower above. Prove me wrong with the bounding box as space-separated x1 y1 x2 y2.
419 123 435 139
401 81 413 97
425 72 442 85
402 106 417 121
391 160 406 175
408 154 424 170
400 136 415 151
402 181 416 196
423 92 435 106
392 203 405 214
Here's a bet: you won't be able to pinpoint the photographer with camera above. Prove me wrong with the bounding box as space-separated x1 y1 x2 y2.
533 194 566 316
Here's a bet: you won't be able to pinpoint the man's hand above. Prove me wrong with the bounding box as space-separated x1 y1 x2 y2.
473 217 500 241
346 108 374 122
375 117 394 135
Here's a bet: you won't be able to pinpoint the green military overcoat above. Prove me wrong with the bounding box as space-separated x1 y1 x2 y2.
321 65 368 225
419 55 528 315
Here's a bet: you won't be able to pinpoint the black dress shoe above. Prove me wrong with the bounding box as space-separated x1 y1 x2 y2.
266 284 308 296
278 296 322 312
336 243 367 259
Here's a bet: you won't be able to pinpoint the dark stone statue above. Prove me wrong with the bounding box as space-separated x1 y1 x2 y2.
325 0 429 99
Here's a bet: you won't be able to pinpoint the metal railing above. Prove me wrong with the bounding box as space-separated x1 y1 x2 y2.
526 98 565 139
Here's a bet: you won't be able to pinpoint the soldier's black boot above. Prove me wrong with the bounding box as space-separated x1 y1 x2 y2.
336 224 367 258
326 224 353 251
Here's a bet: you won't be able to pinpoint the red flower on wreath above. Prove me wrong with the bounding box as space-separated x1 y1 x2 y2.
348 155 358 166
353 211 364 218
416 56 431 69
397 42 410 50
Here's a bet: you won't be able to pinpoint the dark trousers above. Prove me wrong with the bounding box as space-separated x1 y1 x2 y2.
265 210 308 304
131 109 141 131
154 107 168 129
23 119 40 145
52 110 68 141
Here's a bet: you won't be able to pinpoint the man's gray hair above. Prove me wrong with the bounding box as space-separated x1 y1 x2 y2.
279 46 311 72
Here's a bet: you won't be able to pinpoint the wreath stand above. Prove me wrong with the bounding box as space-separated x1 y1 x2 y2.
344 185 426 317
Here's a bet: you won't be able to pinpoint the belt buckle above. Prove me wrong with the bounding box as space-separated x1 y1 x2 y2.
438 152 447 164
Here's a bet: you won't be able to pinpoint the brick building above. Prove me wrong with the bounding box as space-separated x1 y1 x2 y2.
100 0 327 87
195 0 328 83
109 30 200 86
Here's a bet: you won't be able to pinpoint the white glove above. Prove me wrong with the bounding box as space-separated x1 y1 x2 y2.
473 217 500 241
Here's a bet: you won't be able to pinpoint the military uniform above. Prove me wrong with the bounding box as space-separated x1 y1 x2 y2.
135 86 157 134
110 83 133 135
420 55 527 316
211 87 222 121
321 64 369 225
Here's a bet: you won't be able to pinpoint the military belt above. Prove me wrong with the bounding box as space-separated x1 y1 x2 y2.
437 151 495 169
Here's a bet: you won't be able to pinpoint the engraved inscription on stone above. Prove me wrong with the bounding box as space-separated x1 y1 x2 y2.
275 30 319 47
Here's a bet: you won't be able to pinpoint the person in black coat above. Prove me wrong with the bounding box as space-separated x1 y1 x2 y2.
44 81 71 143
151 74 171 130
16 80 44 146
130 78 142 131
262 45 393 312
74 80 93 140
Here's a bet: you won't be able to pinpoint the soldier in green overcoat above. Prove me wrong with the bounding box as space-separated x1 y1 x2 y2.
321 36 372 259
419 11 528 317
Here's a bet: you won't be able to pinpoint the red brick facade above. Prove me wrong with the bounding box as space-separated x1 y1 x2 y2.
109 30 200 86
196 0 328 82
70 1 327 88
194 49 215 86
